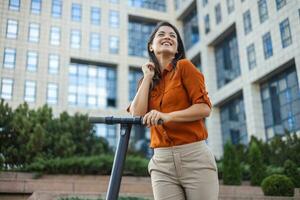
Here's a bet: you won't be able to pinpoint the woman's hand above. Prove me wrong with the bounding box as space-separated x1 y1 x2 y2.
142 110 172 127
142 62 155 79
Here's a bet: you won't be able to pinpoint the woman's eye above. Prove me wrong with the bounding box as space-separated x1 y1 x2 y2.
158 33 164 36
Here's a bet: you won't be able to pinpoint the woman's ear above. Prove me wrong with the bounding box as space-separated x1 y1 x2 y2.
149 45 153 52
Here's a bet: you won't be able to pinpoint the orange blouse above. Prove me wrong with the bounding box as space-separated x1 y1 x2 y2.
132 59 212 148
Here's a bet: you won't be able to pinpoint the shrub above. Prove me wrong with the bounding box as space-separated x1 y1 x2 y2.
23 155 149 176
283 160 300 188
261 174 294 196
222 142 241 185
248 141 266 186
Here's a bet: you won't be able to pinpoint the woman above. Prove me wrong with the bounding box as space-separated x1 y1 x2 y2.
127 21 219 200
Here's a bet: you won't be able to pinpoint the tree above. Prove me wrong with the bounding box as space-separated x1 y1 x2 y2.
283 159 300 188
248 141 266 186
223 141 242 185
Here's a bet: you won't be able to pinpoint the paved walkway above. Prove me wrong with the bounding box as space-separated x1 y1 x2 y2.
0 172 299 200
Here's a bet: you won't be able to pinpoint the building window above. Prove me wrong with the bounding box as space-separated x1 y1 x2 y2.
50 26 60 46
258 0 268 23
109 10 119 28
51 0 62 18
243 10 252 35
90 33 101 51
95 124 117 147
261 67 300 140
220 95 248 145
109 36 119 54
183 8 199 50
204 14 210 34
24 80 36 103
70 30 81 49
226 0 234 14
128 20 156 57
28 23 40 43
47 83 58 105
68 63 117 108
276 0 286 10
48 54 59 75
3 48 16 69
215 32 240 88
202 0 208 7
91 7 101 25
0 78 14 100
31 0 41 14
9 0 20 11
262 32 273 59
215 3 222 24
71 3 81 22
280 18 292 48
129 68 143 101
246 43 256 70
26 51 38 72
191 54 202 72
6 19 18 39
128 0 166 12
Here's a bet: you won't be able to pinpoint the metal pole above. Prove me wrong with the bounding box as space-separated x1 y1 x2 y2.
106 123 132 200
89 116 162 200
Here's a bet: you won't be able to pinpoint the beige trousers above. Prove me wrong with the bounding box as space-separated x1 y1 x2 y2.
148 141 219 200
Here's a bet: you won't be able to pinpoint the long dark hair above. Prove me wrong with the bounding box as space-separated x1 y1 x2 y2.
147 21 186 88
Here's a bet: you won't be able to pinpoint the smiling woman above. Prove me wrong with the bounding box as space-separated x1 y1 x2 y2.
127 21 219 200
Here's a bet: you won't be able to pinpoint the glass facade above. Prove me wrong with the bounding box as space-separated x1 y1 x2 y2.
243 10 252 35
191 54 202 72
215 3 222 24
3 48 16 69
261 67 300 140
262 32 273 59
128 20 156 57
204 14 210 34
128 0 166 12
6 19 18 39
51 0 62 18
24 80 36 103
70 30 81 49
0 78 14 100
109 10 119 28
280 18 292 48
129 68 143 101
68 63 117 108
246 43 256 70
28 23 40 43
91 7 101 25
226 0 234 14
31 0 41 14
26 51 38 72
109 36 119 54
47 83 58 105
9 0 20 11
90 33 101 51
220 95 247 145
50 26 60 46
276 0 286 10
71 3 82 22
48 54 59 75
258 0 268 24
183 8 199 50
95 124 117 147
215 32 240 88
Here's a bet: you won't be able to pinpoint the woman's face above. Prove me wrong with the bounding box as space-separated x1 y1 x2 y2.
150 26 178 57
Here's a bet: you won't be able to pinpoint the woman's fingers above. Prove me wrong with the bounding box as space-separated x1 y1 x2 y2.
143 110 162 127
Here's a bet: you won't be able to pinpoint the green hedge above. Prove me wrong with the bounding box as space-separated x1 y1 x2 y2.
261 174 294 196
23 155 149 176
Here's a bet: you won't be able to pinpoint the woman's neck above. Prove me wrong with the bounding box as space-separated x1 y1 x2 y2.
156 54 174 72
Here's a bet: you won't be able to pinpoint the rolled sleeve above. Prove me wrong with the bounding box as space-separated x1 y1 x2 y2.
180 59 212 108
